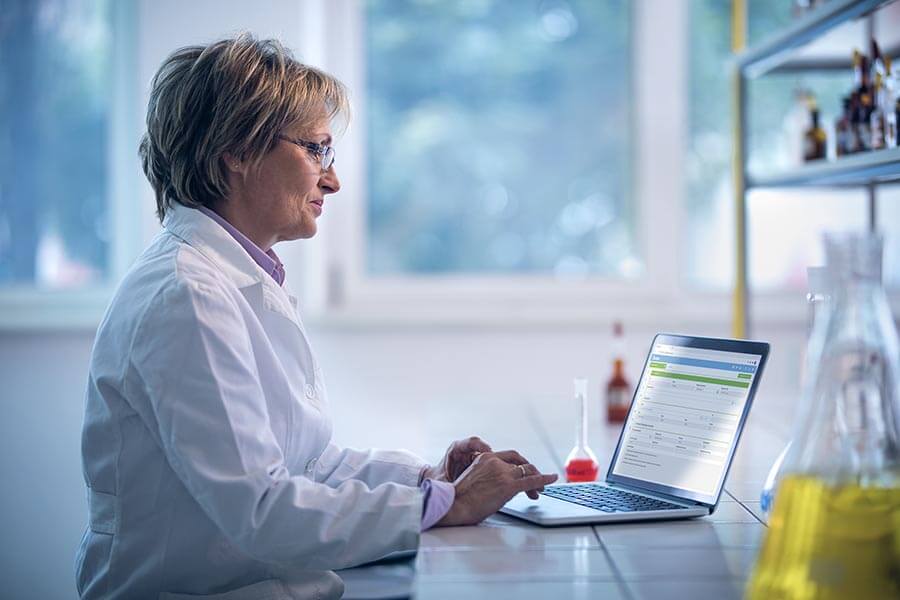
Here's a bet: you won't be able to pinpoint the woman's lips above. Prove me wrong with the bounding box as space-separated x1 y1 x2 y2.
310 199 323 215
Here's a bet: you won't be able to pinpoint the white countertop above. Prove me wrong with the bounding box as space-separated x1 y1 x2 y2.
334 386 792 600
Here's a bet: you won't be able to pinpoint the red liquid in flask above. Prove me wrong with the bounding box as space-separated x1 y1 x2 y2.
565 378 599 482
565 457 599 482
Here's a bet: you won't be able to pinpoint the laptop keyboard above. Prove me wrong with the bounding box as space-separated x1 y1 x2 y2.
541 483 685 513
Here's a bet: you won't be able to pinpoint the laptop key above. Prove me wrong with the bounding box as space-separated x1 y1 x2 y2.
542 484 684 512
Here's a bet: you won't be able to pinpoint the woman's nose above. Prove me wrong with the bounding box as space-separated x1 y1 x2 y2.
320 166 340 194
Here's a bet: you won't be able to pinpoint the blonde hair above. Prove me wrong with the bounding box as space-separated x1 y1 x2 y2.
139 33 349 222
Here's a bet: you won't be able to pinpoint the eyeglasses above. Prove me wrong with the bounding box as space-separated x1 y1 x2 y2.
277 135 335 172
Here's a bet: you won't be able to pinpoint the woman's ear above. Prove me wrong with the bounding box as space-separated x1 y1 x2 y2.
222 152 245 174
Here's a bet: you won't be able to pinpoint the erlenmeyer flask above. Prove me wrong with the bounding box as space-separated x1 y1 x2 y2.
760 266 830 516
747 232 900 599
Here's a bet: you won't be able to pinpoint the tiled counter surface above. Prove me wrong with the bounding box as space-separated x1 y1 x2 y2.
329 382 791 599
406 389 791 600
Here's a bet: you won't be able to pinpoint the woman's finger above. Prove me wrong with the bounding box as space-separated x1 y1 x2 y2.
461 436 492 454
492 449 529 465
514 463 542 499
516 472 559 494
501 462 541 499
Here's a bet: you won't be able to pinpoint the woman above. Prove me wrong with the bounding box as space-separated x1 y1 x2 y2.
76 35 556 599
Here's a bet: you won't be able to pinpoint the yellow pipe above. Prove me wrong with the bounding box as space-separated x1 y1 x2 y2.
731 0 746 53
731 0 747 339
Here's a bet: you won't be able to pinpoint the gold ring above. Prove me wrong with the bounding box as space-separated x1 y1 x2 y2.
518 464 528 477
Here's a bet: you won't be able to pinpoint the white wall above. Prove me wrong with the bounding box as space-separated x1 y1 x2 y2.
0 332 94 599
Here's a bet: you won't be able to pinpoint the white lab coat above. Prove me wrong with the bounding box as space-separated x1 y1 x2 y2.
76 204 426 599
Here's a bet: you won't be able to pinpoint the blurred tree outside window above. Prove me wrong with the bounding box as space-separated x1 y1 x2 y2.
364 0 637 279
0 0 113 289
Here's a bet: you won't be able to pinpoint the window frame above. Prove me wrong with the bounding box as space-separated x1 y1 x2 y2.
0 0 142 330
310 0 706 327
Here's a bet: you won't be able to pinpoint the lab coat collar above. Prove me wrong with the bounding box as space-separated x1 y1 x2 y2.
162 203 305 328
162 203 272 290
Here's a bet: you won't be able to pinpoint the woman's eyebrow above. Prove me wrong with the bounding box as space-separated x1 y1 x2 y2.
313 134 333 145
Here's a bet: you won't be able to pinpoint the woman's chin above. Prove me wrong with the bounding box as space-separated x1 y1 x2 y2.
290 223 318 240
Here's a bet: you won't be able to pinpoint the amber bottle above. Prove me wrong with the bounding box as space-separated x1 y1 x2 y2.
803 107 827 161
606 322 632 423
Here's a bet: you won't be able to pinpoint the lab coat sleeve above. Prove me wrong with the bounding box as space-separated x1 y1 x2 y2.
129 275 422 570
315 442 427 489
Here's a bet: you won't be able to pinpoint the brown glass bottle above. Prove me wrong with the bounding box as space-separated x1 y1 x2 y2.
871 73 887 150
606 322 632 423
803 107 827 161
848 92 861 154
858 93 873 152
893 98 900 148
835 96 851 157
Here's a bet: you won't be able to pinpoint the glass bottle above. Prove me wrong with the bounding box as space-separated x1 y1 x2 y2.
760 266 831 516
852 49 863 91
565 378 599 482
888 98 900 148
606 322 632 423
858 93 873 152
834 96 851 157
847 92 861 154
871 73 887 150
886 57 897 148
803 105 827 162
747 232 900 599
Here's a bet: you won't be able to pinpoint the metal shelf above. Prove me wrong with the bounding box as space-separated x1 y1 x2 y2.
731 0 900 338
747 147 900 187
736 0 887 79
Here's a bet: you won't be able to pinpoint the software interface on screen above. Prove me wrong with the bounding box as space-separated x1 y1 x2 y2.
611 342 762 498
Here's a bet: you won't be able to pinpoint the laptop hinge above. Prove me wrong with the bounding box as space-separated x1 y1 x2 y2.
607 481 706 508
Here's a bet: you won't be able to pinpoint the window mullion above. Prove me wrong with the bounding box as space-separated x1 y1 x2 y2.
633 0 687 300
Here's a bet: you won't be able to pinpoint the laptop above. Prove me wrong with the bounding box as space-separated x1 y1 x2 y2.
501 333 770 526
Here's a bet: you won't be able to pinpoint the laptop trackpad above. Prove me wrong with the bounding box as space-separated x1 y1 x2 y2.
502 492 601 521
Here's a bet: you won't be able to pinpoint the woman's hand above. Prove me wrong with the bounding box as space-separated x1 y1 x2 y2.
436 452 558 527
422 436 493 483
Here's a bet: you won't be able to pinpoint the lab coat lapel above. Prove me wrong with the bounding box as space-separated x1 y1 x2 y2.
162 204 261 290
162 204 304 329
162 204 319 408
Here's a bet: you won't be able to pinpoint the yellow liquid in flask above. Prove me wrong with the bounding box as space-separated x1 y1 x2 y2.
746 475 900 599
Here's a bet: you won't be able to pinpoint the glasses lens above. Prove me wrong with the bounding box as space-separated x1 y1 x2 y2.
322 147 335 171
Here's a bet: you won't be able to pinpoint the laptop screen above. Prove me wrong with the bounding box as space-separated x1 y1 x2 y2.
607 335 767 506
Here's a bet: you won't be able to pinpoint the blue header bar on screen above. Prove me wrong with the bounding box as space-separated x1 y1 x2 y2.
650 354 758 374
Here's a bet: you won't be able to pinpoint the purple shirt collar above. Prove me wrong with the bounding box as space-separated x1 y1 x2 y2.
198 206 285 286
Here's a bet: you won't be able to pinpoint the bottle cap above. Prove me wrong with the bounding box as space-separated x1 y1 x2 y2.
805 93 818 110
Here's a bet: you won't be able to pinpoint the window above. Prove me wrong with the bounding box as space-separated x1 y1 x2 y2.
363 0 637 279
0 0 116 290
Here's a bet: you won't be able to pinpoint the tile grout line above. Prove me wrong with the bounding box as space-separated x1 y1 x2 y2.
529 399 636 598
593 526 637 600
725 489 766 527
